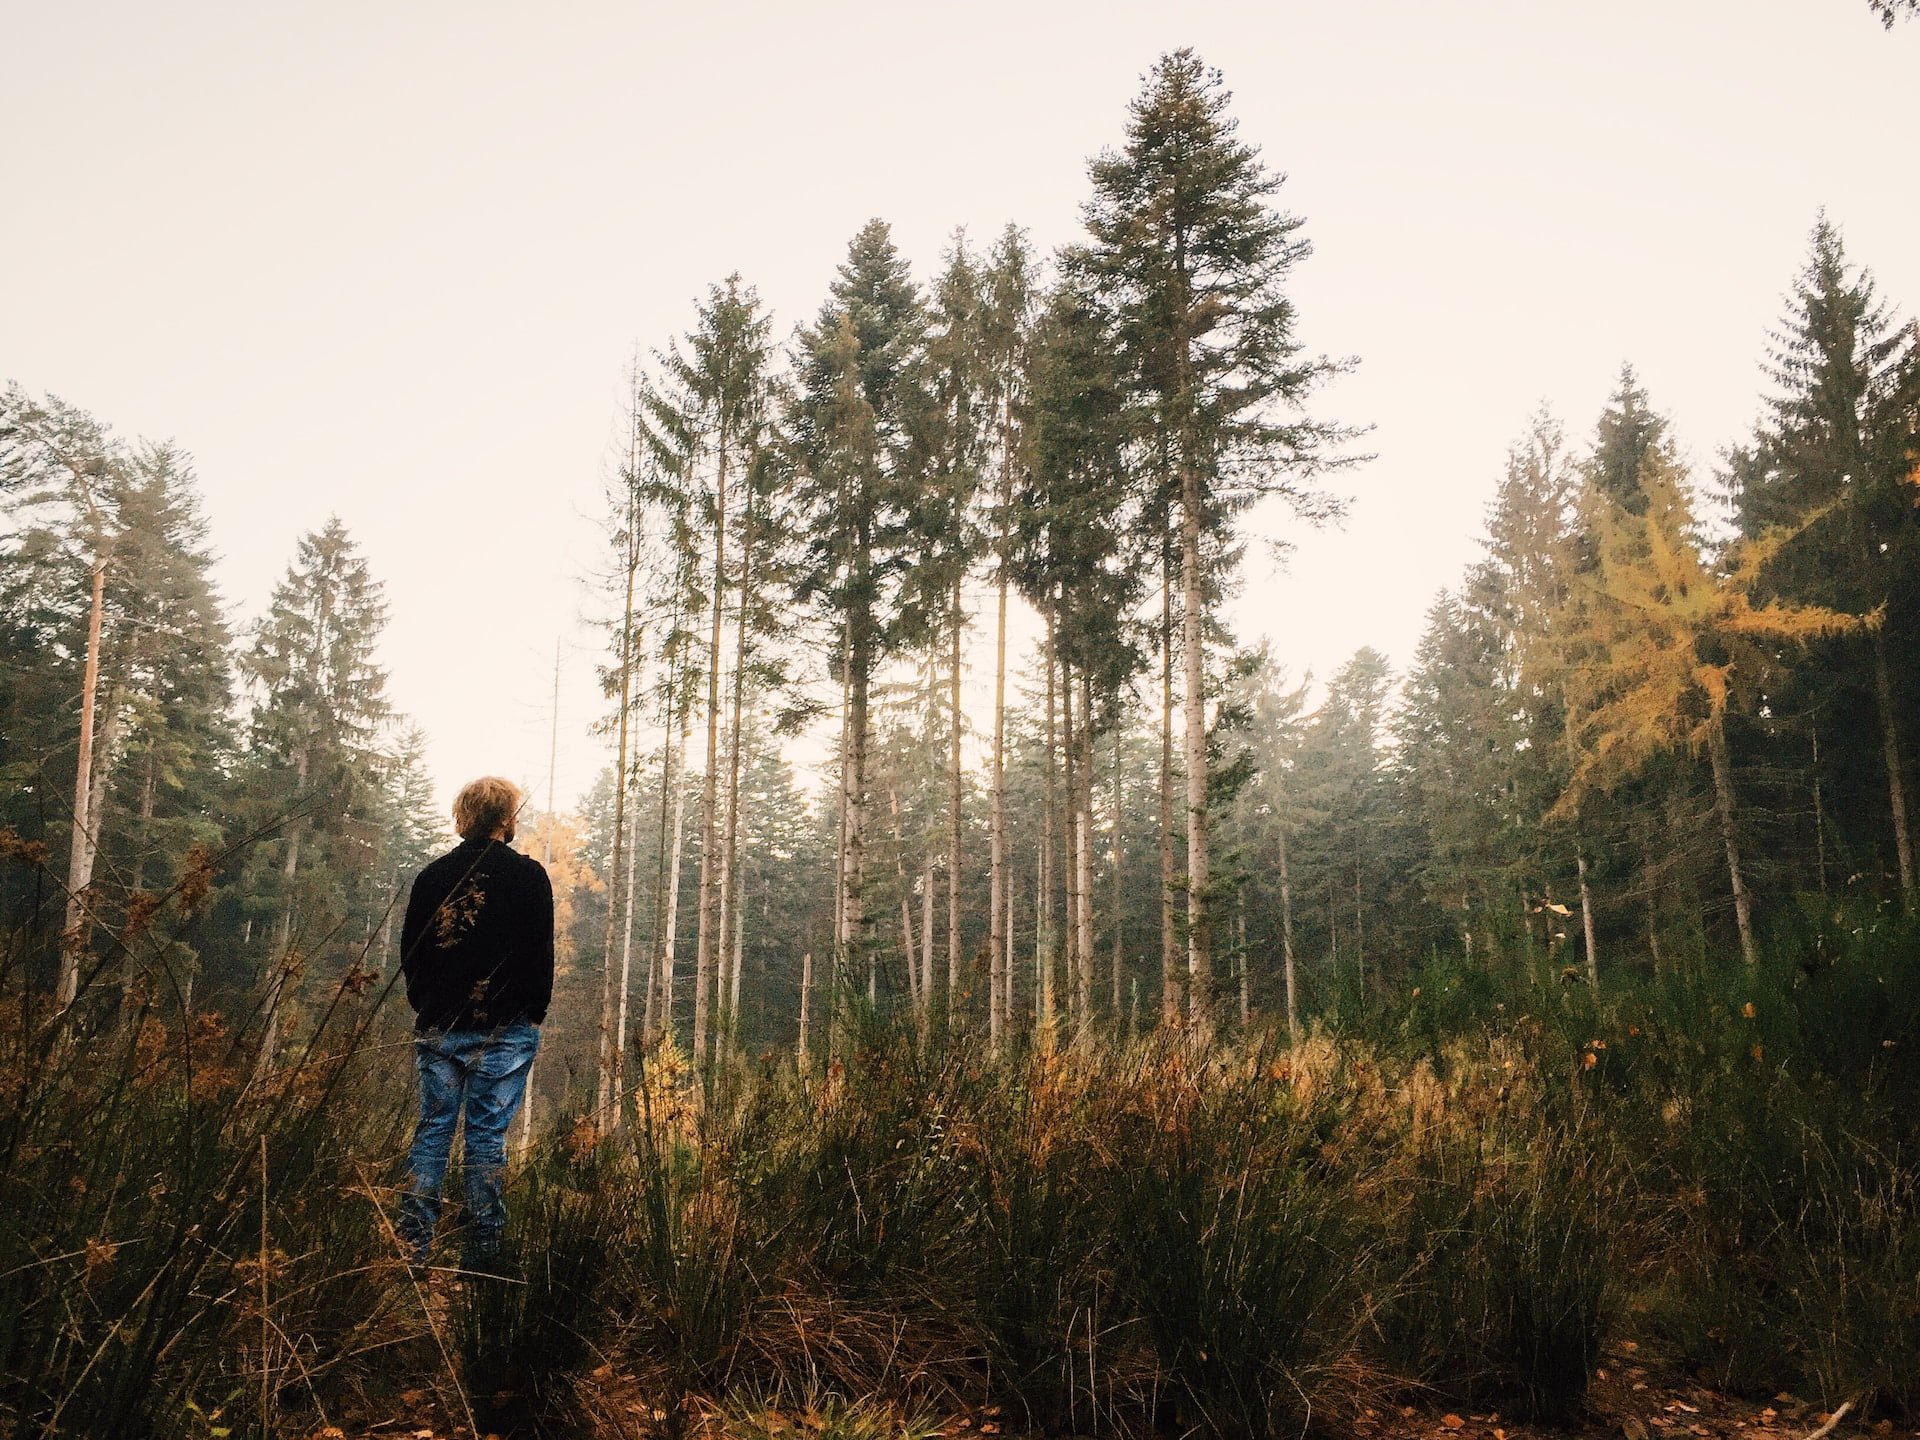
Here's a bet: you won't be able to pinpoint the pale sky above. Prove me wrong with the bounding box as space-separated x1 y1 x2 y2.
5 1 1916 821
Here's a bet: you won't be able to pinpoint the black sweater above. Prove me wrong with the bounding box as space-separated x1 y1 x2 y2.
400 838 555 1032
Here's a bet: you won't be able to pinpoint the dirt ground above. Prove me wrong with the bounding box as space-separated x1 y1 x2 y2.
306 1337 1899 1440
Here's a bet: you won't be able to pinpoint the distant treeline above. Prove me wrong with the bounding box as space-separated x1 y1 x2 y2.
3 51 1916 1113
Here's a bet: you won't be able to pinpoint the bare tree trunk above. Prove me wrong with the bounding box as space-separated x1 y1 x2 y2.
721 472 759 1045
1354 859 1365 998
1236 899 1249 1029
1073 678 1095 1041
1872 632 1915 903
1811 723 1829 894
797 949 813 1070
1574 849 1599 987
58 557 109 1007
614 785 640 1092
1005 862 1019 1041
1158 565 1179 1026
831 636 852 1057
1038 610 1058 1046
655 710 692 1044
1110 729 1124 1021
1707 721 1759 966
598 545 637 1123
920 855 935 1018
989 522 1010 1050
843 608 872 1034
693 438 729 1068
833 665 850 962
1180 467 1211 1030
729 873 746 1021
890 787 921 1014
1558 704 1601 988
645 620 683 1048
1278 824 1297 1044
1061 641 1084 1034
948 579 965 1031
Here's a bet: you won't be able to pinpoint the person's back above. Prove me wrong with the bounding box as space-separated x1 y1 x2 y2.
401 835 552 1034
395 776 553 1270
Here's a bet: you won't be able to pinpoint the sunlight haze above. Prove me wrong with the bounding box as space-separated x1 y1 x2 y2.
5 0 1914 819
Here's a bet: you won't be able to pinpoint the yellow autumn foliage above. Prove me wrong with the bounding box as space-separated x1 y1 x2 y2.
1552 449 1869 819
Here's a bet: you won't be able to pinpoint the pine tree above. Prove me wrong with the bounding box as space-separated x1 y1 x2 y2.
239 518 392 1067
1396 579 1527 965
981 225 1037 1050
1220 646 1310 1037
1073 50 1351 1027
1293 649 1397 1006
95 444 237 1014
645 274 776 1067
0 387 125 1003
787 221 926 1018
1483 412 1603 982
1731 220 1920 903
1018 279 1149 1036
901 235 991 1032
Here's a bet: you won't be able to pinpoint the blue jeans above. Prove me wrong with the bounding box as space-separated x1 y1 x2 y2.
398 1021 539 1265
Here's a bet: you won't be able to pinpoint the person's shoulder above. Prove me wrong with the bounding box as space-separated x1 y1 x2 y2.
414 841 477 885
506 846 551 884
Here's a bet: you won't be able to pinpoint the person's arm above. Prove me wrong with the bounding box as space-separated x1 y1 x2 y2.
527 861 555 1023
399 869 433 1016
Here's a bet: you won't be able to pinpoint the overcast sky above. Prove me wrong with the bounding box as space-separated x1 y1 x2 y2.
5 1 1916 823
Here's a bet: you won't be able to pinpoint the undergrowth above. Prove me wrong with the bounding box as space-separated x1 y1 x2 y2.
4 867 1917 1437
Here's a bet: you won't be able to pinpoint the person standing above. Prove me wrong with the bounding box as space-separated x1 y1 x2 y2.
396 776 553 1268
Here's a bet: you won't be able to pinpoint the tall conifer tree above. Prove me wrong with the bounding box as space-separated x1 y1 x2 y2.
1073 50 1351 1027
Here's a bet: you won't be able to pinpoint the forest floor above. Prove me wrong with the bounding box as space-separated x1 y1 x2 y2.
302 1337 1903 1440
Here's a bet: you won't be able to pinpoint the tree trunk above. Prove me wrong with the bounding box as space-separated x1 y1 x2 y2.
655 711 691 1044
1074 677 1095 1040
989 522 1010 1050
947 578 965 1030
1707 720 1759 966
614 783 640 1094
921 855 935 1017
1004 861 1019 1040
1038 610 1058 1046
1575 849 1598 987
645 620 683 1047
721 473 758 1044
1278 823 1297 1044
1060 639 1084 1034
1158 564 1179 1026
1180 465 1211 1030
890 788 920 1012
797 949 813 1071
1236 899 1249 1029
1111 729 1124 1020
693 438 729 1068
832 637 851 986
259 731 310 1078
1811 723 1829 894
58 557 109 1006
597 475 640 1122
1872 631 1915 903
843 601 872 1026
729 873 746 1021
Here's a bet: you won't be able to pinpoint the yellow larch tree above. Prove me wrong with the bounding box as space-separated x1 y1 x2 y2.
1554 446 1869 966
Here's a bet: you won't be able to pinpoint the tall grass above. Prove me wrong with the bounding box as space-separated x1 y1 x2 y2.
6 844 1919 1436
